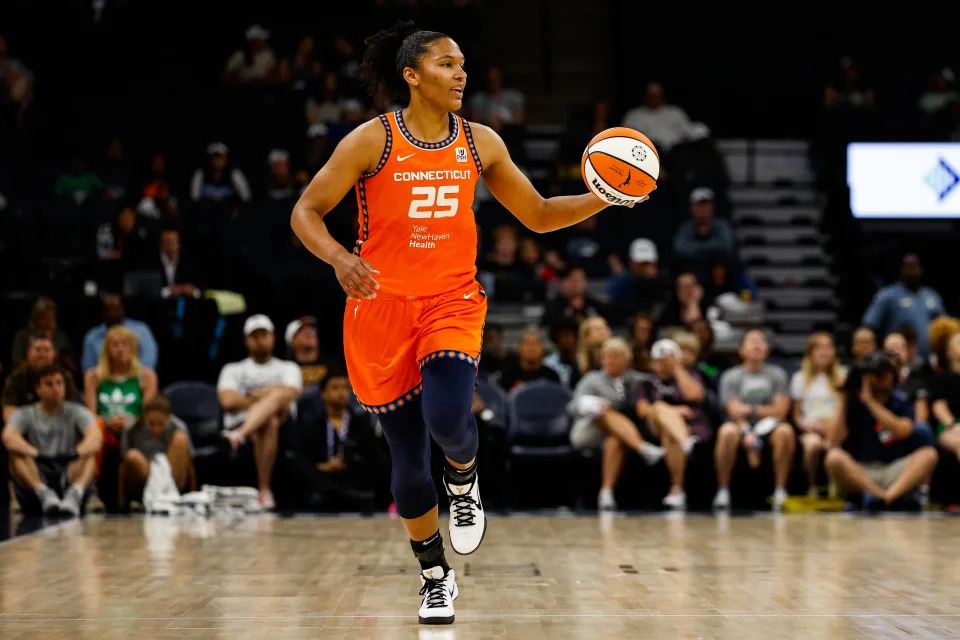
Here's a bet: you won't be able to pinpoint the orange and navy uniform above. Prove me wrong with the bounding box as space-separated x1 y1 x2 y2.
343 111 487 413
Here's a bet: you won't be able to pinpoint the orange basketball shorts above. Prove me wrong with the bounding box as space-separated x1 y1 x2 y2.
343 280 487 414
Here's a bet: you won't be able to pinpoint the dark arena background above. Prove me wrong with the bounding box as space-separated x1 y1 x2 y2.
1 2 960 638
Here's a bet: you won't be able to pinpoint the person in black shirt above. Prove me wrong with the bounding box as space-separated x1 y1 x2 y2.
931 333 960 460
542 266 604 329
3 333 78 423
825 350 938 508
498 328 561 392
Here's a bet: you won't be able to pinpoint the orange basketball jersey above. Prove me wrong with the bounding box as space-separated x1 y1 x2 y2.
354 111 482 298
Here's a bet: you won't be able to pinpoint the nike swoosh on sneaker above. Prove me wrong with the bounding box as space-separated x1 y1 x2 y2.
398 153 416 162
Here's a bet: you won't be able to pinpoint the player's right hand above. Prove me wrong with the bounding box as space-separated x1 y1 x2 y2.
334 252 380 300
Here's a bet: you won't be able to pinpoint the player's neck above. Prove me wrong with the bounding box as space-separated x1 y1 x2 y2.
401 100 450 143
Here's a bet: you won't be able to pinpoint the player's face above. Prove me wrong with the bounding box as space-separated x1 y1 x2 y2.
417 38 466 111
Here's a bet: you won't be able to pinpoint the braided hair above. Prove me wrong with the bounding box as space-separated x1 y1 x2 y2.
358 20 450 105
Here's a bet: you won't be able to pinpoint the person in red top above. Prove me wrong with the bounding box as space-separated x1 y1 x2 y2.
291 21 652 625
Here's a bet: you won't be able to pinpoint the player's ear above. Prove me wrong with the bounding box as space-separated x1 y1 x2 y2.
402 66 420 89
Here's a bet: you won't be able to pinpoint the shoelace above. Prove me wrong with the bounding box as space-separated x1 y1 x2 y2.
448 491 478 527
419 577 450 609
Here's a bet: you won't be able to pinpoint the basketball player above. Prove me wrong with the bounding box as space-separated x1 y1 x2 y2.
291 22 651 624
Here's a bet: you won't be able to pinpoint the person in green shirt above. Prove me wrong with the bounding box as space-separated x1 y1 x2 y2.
53 156 104 205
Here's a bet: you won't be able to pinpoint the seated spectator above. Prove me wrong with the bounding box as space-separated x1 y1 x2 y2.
790 333 846 496
82 293 159 372
53 155 103 205
849 326 877 364
517 236 557 284
306 71 346 125
714 330 796 511
479 224 523 300
622 81 693 153
931 333 960 461
95 205 151 268
478 323 509 381
884 330 932 442
3 333 78 423
223 25 277 84
658 272 706 328
284 36 323 94
554 216 618 278
576 316 612 378
265 149 295 200
927 316 960 374
543 266 604 329
705 259 758 302
635 339 709 510
218 315 303 510
150 227 202 297
689 318 726 389
672 188 737 286
138 152 179 220
0 35 34 116
118 395 195 509
100 138 131 203
498 327 561 392
568 337 665 510
826 350 938 509
468 65 525 131
543 318 581 389
918 67 958 116
824 57 876 113
285 316 333 387
190 143 252 204
302 123 332 176
629 312 656 373
606 238 668 309
862 253 944 358
288 372 379 511
11 297 77 373
2 365 102 517
672 331 701 370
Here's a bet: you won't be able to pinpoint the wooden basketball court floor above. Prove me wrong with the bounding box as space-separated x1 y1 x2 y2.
1 512 959 639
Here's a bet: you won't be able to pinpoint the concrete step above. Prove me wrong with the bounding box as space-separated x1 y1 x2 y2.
749 266 835 287
736 226 822 245
758 287 837 309
728 186 819 207
732 207 821 226
741 245 830 266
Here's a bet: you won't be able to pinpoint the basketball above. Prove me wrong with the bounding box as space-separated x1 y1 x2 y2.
581 127 660 205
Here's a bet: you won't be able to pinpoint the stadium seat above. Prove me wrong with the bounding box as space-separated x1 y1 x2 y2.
163 381 222 458
475 378 509 430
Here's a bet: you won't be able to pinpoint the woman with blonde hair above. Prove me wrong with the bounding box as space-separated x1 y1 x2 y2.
789 332 846 495
576 316 612 376
84 325 158 510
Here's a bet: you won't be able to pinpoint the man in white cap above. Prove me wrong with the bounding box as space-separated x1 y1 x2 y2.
218 314 302 509
605 237 667 306
634 338 709 510
223 25 277 84
672 187 736 284
285 316 333 387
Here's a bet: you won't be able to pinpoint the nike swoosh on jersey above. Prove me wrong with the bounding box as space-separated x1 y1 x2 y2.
463 292 475 299
397 153 416 161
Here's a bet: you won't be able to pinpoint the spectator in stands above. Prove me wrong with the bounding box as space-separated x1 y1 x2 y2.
826 349 937 509
621 81 693 153
928 316 960 373
884 331 931 435
659 273 706 328
606 238 667 307
714 330 796 511
0 35 34 116
82 293 159 371
284 36 322 94
576 316 612 378
118 395 194 509
218 315 303 510
689 318 725 389
918 67 958 116
543 265 604 329
285 316 333 388
850 326 877 364
555 216 618 278
705 259 758 302
138 152 178 220
930 333 960 461
11 297 76 373
569 337 665 510
468 66 525 131
478 323 509 380
288 372 379 511
672 187 737 285
3 333 78 422
824 57 876 113
2 364 101 517
862 253 944 358
306 71 346 125
149 227 201 297
302 123 332 176
790 332 846 496
517 236 557 283
100 138 131 203
223 25 277 84
498 327 561 392
190 142 252 204
629 312 656 373
265 149 295 200
95 205 150 273
543 318 581 389
54 155 103 206
479 224 522 300
635 339 709 510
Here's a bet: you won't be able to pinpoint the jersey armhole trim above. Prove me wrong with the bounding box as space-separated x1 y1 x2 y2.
462 119 483 174
362 114 393 178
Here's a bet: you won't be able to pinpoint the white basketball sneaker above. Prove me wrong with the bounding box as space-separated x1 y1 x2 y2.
444 473 486 555
418 566 458 624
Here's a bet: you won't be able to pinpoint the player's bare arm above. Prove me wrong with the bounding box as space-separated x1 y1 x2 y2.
291 119 385 300
471 124 649 234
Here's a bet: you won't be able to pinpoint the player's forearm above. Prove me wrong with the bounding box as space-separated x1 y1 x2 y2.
530 194 607 233
291 205 351 266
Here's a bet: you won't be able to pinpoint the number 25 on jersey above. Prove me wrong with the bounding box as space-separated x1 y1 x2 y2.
407 185 459 219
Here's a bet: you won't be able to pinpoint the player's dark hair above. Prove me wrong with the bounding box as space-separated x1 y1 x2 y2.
358 20 450 104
